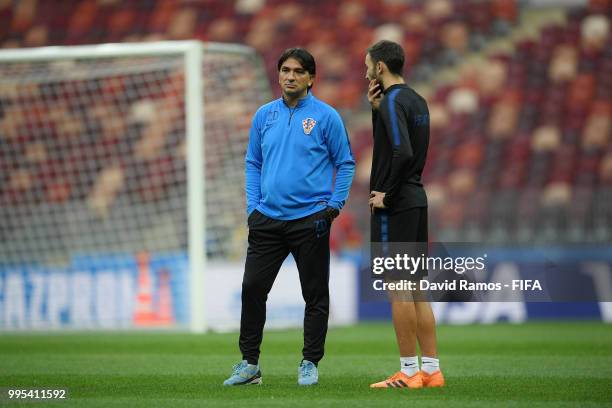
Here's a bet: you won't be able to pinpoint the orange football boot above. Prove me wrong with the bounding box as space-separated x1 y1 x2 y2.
420 370 445 387
369 371 423 389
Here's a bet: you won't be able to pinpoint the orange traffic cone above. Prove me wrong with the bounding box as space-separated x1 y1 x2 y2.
133 251 157 326
156 269 174 325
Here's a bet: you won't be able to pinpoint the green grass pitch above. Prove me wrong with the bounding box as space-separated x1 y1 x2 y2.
1 322 611 407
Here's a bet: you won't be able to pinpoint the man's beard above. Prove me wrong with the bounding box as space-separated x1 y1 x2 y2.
374 74 382 86
284 87 305 98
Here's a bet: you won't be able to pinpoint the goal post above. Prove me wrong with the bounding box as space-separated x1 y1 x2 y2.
0 41 271 332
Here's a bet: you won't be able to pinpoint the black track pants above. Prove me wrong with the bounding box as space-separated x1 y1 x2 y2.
239 209 331 365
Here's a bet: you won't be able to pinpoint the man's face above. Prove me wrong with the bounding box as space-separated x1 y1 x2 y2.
365 53 379 82
279 57 313 99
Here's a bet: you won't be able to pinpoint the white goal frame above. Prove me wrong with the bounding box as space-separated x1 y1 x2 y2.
0 40 256 333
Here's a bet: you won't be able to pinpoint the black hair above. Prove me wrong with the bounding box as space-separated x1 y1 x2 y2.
277 47 316 89
367 40 405 76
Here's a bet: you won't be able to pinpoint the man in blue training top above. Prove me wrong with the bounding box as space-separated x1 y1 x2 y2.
223 48 355 387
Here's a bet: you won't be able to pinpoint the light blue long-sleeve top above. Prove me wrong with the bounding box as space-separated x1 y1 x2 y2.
245 92 355 220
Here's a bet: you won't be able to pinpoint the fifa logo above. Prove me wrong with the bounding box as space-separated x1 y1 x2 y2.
302 118 316 135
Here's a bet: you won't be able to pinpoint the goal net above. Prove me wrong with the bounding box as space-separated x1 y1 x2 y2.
0 41 271 331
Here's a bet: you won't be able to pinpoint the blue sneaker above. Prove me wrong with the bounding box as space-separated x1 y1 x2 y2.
298 360 318 386
223 360 262 386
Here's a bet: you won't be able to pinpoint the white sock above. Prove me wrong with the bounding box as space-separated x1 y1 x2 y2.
421 356 440 374
400 356 419 376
